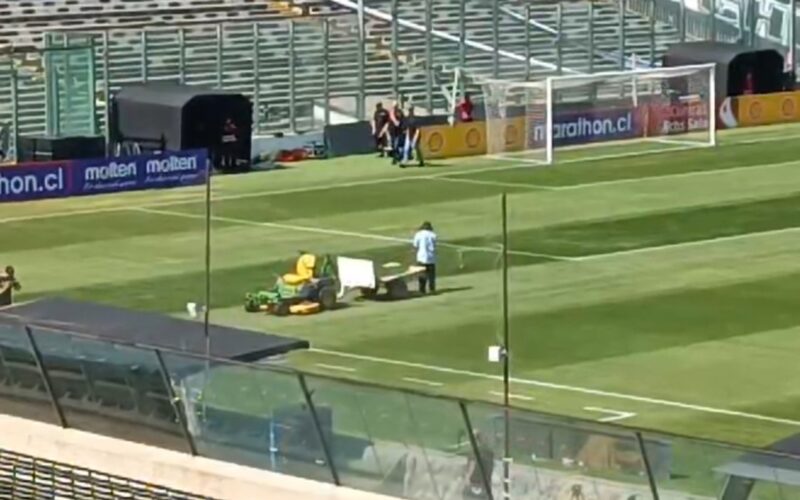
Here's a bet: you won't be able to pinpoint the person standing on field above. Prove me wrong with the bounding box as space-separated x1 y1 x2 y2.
413 222 437 295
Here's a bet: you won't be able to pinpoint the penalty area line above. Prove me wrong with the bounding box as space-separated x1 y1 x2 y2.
310 348 800 428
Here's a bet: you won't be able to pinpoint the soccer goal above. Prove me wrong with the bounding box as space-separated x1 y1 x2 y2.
481 63 717 165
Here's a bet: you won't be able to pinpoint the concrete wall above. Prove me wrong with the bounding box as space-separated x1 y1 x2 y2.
0 413 399 500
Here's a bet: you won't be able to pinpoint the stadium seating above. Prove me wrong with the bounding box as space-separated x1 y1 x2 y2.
0 0 683 137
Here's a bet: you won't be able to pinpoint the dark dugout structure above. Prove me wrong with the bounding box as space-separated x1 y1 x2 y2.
663 41 789 98
111 84 252 173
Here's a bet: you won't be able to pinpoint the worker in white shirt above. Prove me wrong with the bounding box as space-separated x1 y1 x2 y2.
412 221 437 294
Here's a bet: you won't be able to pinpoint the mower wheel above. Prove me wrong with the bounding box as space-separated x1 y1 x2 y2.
360 287 378 300
274 301 291 317
318 286 338 311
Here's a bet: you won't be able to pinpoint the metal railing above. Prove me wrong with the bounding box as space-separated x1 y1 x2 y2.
0 447 210 499
2 320 800 500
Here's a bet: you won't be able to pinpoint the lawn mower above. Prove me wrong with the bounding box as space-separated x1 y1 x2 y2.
244 253 338 316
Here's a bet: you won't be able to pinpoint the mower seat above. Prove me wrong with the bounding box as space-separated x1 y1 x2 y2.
282 254 317 285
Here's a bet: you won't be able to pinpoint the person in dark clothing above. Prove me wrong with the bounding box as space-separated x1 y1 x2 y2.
401 106 425 167
220 118 239 170
0 266 21 307
457 92 475 123
389 102 406 165
372 102 390 157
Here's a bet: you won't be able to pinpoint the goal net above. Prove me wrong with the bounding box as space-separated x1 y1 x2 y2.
481 63 716 164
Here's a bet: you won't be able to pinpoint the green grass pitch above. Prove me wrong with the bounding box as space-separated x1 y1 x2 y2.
5 123 800 457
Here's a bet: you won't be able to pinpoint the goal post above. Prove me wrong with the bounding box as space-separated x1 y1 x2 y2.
481 63 717 165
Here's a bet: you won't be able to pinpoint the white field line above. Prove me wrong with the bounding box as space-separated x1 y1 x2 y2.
4 130 800 226
489 390 535 402
432 176 556 190
584 406 638 423
311 348 800 427
573 226 800 261
131 207 572 261
314 363 357 373
402 377 445 387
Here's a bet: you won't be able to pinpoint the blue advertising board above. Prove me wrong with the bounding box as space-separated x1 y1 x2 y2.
0 149 207 203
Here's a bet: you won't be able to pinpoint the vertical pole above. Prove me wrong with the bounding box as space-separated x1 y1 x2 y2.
298 374 341 486
102 31 111 155
619 0 626 69
679 0 686 43
710 0 717 41
739 1 747 43
492 0 500 78
458 0 466 71
588 1 595 74
749 0 757 46
636 432 661 500
391 0 400 98
24 327 67 429
141 30 148 83
425 0 434 112
253 24 261 135
525 5 532 80
545 77 554 164
10 64 19 162
216 24 224 89
649 0 656 66
357 0 366 119
709 64 717 147
459 402 494 500
155 349 198 456
791 0 797 79
556 3 563 74
178 28 186 84
323 20 331 126
289 21 297 133
501 193 511 500
203 155 212 419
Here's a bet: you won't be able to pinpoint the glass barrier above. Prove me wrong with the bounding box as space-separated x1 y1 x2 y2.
160 353 333 485
28 327 187 452
304 374 488 500
467 403 655 499
646 433 800 500
0 322 60 425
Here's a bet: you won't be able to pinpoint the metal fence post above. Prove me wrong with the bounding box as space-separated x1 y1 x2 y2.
357 0 366 119
323 19 331 126
253 23 261 134
679 0 686 42
297 374 341 486
793 0 798 80
556 3 563 74
102 31 111 154
649 0 656 66
710 0 717 41
216 24 224 89
24 327 67 429
140 30 148 83
10 63 19 162
458 0 466 71
619 0 626 69
459 402 494 500
154 350 198 457
588 0 595 74
525 5 531 80
391 0 399 98
636 432 661 500
492 0 500 78
178 27 186 84
289 20 297 133
425 0 434 112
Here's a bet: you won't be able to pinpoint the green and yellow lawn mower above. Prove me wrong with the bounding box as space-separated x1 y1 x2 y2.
244 253 338 316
